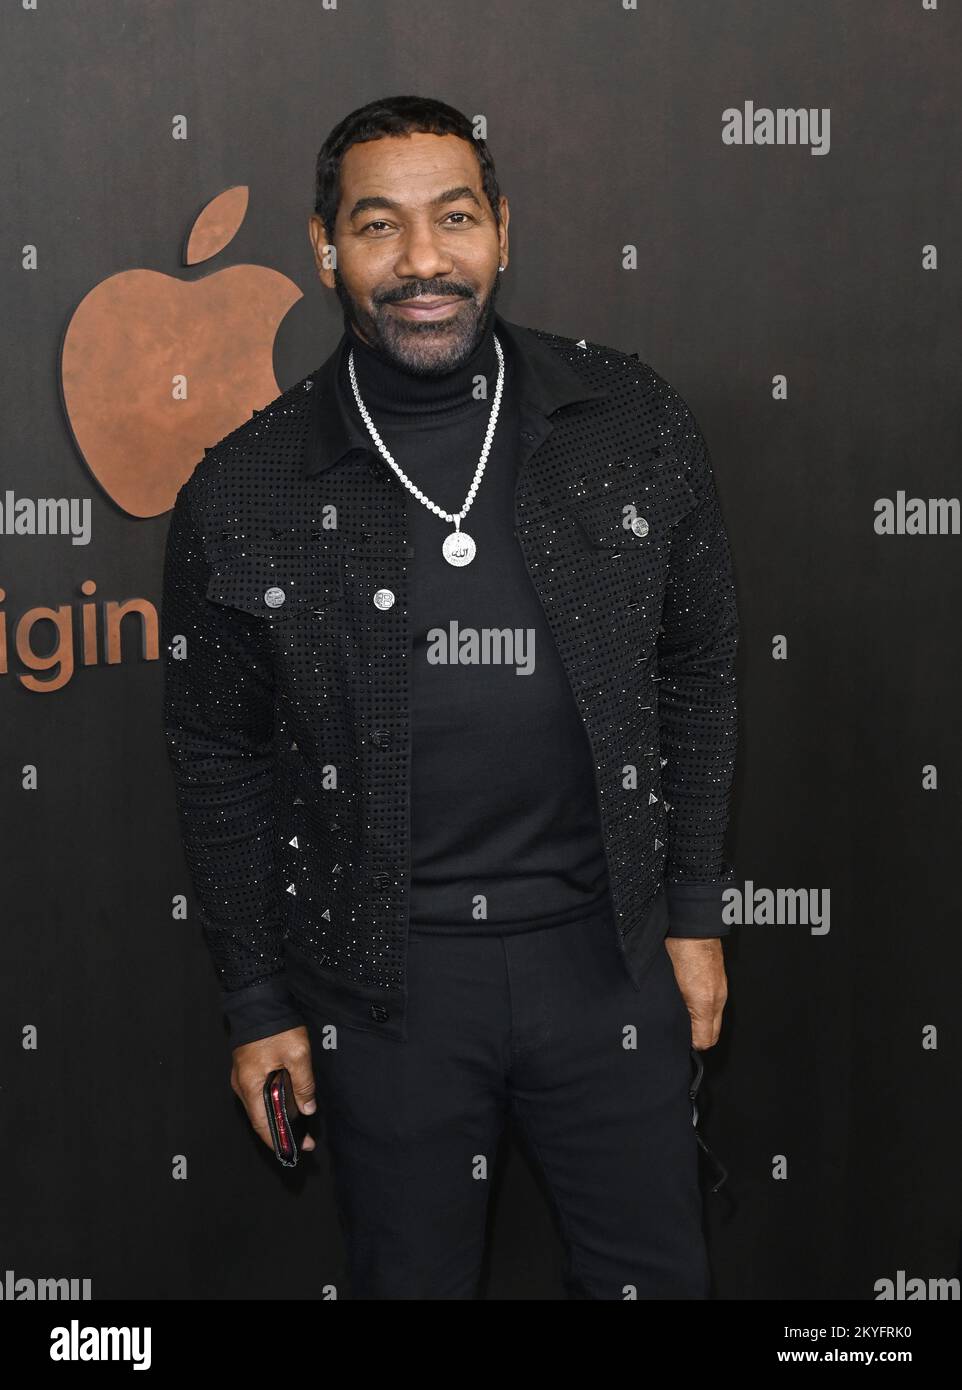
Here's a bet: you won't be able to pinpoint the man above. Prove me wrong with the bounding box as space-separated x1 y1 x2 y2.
161 94 739 1300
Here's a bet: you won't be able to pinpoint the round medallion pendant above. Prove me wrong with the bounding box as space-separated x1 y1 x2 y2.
442 530 476 566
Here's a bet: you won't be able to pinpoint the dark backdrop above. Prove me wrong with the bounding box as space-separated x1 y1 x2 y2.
2 0 960 1301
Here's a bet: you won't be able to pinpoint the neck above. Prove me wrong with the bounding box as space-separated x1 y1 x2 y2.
342 314 499 420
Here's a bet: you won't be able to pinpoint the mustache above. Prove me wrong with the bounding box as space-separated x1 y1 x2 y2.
376 284 474 305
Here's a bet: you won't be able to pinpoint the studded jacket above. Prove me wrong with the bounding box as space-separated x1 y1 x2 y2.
160 313 740 1048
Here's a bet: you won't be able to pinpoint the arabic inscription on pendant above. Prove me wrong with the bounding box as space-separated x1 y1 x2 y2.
442 530 476 566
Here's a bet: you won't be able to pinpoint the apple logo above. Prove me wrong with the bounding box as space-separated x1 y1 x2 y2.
60 185 303 518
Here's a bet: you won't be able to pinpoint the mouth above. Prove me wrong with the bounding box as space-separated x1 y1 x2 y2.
389 296 464 321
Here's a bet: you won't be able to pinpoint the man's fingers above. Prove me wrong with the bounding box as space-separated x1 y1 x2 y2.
229 1026 317 1149
690 1000 726 1050
287 1053 318 1116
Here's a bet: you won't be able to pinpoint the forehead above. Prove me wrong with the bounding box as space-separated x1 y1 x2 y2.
339 131 481 202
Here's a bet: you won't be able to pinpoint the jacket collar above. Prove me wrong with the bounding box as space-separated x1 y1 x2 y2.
303 311 608 477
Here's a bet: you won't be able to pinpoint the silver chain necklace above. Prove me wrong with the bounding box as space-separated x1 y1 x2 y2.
347 332 505 567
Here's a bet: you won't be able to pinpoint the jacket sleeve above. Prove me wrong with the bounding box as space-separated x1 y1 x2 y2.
655 389 739 938
160 481 307 1046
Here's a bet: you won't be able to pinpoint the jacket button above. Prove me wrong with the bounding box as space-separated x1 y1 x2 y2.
631 516 649 537
264 586 286 607
369 1004 389 1023
370 729 392 749
373 588 395 610
371 871 391 890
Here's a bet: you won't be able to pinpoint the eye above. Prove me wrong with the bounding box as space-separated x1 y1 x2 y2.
361 220 392 234
444 212 474 225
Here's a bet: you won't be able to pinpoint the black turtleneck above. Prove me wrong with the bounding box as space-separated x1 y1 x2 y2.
337 313 610 933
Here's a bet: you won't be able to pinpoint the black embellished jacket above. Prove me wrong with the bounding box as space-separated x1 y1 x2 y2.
160 313 739 1048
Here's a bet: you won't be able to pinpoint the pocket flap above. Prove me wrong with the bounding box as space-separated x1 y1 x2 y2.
567 470 699 549
205 546 342 618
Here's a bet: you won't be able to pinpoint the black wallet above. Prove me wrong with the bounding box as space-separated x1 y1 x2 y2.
263 1066 309 1167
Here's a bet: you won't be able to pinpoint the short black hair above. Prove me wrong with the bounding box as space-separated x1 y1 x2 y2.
314 94 502 243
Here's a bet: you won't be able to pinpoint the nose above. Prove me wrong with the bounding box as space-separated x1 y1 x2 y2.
391 223 455 284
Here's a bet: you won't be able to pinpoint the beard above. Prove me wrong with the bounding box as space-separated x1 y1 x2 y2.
333 267 502 377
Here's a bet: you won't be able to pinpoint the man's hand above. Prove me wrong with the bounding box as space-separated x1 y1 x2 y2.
663 938 728 1050
230 1025 318 1153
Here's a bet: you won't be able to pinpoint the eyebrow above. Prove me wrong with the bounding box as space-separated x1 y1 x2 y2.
347 185 483 222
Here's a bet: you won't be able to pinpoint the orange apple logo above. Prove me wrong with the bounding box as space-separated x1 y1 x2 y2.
61 186 302 518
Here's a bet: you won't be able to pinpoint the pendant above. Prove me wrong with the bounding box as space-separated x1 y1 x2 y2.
442 529 476 566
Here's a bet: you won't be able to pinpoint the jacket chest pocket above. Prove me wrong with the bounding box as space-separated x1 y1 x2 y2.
205 542 344 621
566 468 699 553
563 470 698 610
556 469 697 658
205 543 346 725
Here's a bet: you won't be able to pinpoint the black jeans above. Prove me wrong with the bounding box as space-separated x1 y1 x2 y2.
297 900 710 1300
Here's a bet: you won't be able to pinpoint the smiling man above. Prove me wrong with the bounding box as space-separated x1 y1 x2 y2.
161 94 740 1300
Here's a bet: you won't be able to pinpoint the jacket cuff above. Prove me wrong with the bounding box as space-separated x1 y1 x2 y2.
665 877 735 938
221 974 307 1048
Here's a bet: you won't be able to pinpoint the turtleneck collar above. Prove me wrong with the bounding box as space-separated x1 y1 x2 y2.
341 312 501 421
